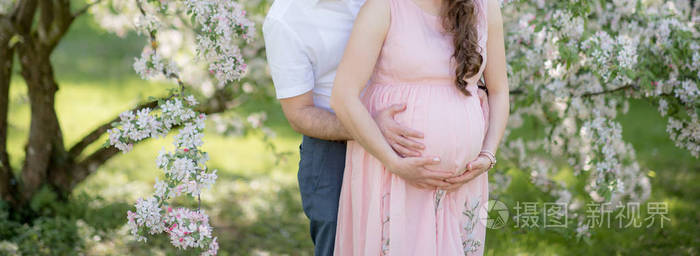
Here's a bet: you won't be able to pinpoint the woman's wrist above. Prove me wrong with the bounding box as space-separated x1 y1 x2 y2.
383 154 401 172
478 150 496 170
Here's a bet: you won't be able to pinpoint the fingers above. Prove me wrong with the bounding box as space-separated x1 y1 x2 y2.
468 157 489 171
445 174 471 184
453 167 467 177
396 124 424 139
422 178 452 188
385 103 424 139
410 181 435 190
391 141 421 157
387 103 406 116
445 169 480 183
442 183 462 192
411 156 440 166
394 135 424 152
379 111 424 155
410 171 452 189
421 169 454 180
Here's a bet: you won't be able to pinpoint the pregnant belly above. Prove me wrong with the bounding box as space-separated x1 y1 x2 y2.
363 83 486 174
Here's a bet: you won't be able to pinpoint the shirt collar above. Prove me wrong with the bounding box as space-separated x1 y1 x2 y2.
307 0 359 7
302 0 364 17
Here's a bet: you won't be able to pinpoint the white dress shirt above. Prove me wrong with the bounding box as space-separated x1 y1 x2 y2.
263 0 365 112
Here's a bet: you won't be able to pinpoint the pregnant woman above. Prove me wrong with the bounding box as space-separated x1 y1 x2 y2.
329 0 509 254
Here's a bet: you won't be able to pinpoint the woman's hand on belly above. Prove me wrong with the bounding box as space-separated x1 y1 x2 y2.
386 156 454 189
442 155 492 191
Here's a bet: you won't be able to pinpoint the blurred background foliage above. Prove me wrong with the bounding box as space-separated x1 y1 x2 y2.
0 1 698 256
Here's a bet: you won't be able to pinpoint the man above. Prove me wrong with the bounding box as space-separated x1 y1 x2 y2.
262 0 488 254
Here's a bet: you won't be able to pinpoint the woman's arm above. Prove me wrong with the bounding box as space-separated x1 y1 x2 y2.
330 0 452 188
445 0 510 186
480 0 510 155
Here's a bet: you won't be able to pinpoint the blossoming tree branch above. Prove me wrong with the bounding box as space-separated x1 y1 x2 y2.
497 0 698 238
104 0 256 254
0 0 260 254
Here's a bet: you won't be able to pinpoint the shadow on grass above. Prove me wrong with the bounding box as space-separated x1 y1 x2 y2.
209 175 312 256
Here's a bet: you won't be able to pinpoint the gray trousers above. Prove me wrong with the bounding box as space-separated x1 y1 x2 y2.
298 135 347 256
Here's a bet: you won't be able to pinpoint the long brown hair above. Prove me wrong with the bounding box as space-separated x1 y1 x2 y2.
441 0 482 96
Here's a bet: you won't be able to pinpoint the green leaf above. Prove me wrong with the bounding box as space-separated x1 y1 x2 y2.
535 23 544 33
7 34 20 48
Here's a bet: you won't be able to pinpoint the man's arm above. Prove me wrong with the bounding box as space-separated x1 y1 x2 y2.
281 92 427 155
280 91 428 157
263 18 347 140
280 91 350 141
263 15 425 152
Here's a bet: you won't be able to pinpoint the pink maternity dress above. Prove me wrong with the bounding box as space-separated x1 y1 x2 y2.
333 0 491 255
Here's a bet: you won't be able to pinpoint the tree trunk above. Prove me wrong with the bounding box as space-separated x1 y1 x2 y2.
0 0 241 213
50 146 119 196
0 25 17 204
16 37 67 204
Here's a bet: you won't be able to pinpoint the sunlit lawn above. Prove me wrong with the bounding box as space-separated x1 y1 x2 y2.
5 14 698 255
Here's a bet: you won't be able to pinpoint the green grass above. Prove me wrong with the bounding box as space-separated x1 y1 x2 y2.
3 12 698 256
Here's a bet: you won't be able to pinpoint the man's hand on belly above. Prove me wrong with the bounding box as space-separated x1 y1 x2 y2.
373 103 425 157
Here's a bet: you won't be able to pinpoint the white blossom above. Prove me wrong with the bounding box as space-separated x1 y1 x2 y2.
616 35 638 70
154 178 172 200
100 0 257 254
657 98 668 117
164 208 216 251
129 197 166 235
674 80 699 106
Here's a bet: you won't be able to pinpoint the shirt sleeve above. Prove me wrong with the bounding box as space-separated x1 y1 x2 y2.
262 18 315 99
